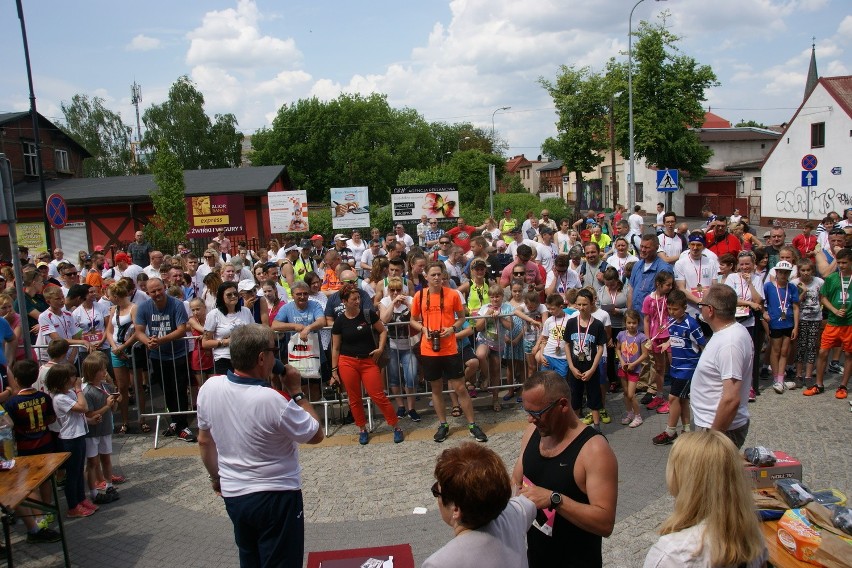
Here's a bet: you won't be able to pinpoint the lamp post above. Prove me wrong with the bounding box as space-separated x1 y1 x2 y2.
491 106 511 150
628 0 665 215
457 136 470 151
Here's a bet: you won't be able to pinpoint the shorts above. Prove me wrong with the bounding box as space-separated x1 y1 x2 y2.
819 323 852 352
85 435 113 458
651 337 669 354
599 361 609 386
669 377 691 398
570 373 602 411
617 367 640 383
523 339 536 354
542 355 567 378
769 327 793 339
460 345 476 364
421 352 464 382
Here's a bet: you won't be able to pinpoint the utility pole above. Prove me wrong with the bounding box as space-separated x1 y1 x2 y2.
131 81 143 168
609 97 618 210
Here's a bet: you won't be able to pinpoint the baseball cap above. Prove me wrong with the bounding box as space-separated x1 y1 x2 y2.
495 240 507 250
774 260 794 271
334 234 347 241
283 244 300 254
237 280 256 292
36 261 49 268
580 229 592 241
300 239 312 248
311 234 324 241
94 245 104 252
114 252 131 264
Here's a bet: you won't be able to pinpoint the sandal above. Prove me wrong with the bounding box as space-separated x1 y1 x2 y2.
451 406 462 417
139 423 151 434
493 401 502 412
118 424 128 435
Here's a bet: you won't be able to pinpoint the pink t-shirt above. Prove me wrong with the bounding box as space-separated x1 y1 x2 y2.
642 293 670 340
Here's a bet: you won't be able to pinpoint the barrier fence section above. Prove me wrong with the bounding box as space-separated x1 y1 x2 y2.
31 311 531 445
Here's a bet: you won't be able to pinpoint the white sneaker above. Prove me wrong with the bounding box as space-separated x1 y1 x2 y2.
620 414 634 425
628 416 643 428
784 380 797 390
773 381 784 394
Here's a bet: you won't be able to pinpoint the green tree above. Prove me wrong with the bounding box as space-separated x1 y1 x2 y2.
735 119 768 129
540 66 610 191
142 76 243 170
146 143 189 247
60 94 136 177
607 15 719 178
251 93 439 203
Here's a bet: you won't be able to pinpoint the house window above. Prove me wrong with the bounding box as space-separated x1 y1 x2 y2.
635 183 644 204
754 177 762 192
55 149 70 172
23 142 37 176
811 122 825 148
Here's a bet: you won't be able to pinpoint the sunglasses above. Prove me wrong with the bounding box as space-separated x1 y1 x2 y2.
697 302 718 310
431 481 441 498
513 271 526 276
524 399 560 419
224 292 239 298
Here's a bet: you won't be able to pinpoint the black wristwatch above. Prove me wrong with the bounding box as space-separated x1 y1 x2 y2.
291 392 306 403
549 492 562 511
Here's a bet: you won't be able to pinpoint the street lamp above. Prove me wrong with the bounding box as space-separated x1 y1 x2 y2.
457 136 470 151
628 0 665 215
491 106 511 149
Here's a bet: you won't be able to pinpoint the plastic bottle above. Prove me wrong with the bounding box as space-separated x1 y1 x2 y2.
0 409 17 460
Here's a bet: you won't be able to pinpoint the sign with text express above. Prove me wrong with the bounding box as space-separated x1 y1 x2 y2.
185 194 246 237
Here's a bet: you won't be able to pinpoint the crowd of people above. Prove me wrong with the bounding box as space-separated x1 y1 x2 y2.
2 205 851 566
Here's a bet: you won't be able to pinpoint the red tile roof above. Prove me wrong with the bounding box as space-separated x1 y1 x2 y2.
822 75 852 119
702 112 732 128
505 154 531 173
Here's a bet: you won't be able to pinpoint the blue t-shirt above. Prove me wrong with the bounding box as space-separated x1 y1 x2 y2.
274 300 324 341
667 315 706 380
763 282 799 329
0 317 15 366
134 296 189 360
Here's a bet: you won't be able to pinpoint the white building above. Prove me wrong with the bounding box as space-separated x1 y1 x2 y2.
761 75 852 227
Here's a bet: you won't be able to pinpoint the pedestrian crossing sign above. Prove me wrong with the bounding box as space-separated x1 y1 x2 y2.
656 169 679 192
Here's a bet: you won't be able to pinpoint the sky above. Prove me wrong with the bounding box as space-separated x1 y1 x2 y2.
1 0 849 160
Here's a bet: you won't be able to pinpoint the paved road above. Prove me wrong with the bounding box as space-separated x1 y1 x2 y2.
4 367 850 568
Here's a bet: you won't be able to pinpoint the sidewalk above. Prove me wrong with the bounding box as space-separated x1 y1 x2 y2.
3 374 850 567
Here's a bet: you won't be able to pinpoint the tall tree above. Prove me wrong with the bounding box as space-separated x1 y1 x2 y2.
146 143 189 247
539 66 610 192
607 15 719 178
142 76 243 170
250 93 438 203
60 94 136 177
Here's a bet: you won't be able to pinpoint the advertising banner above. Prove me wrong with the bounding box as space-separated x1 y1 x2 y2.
17 222 48 253
268 190 309 234
391 184 459 221
185 194 246 237
331 186 370 230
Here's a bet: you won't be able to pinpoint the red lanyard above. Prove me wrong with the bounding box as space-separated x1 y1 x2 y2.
48 310 70 337
691 256 703 284
577 316 592 351
739 274 751 300
774 283 788 314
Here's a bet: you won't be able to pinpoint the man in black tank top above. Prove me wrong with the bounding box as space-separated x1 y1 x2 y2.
512 371 618 568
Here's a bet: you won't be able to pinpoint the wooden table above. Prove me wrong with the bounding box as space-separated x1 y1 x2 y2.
307 543 414 568
0 453 70 568
760 520 813 568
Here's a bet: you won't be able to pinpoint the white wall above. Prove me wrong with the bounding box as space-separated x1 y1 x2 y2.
761 84 852 226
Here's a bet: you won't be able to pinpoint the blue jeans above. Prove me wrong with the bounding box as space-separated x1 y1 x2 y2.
223 490 304 568
387 348 417 389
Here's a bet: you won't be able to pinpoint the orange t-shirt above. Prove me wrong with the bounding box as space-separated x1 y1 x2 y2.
411 287 462 356
85 270 103 289
320 268 342 292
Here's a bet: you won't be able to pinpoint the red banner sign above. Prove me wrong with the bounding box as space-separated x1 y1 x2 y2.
185 194 246 238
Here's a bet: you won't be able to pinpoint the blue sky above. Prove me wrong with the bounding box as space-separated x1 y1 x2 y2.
1 0 848 159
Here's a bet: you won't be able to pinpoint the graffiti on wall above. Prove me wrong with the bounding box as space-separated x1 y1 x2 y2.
774 186 849 217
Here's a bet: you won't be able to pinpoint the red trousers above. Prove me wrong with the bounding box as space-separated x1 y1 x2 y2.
338 355 399 429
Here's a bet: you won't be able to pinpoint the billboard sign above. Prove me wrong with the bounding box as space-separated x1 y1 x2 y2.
391 184 459 221
185 194 246 238
331 186 370 229
268 190 309 234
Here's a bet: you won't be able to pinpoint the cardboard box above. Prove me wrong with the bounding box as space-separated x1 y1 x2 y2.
744 451 803 489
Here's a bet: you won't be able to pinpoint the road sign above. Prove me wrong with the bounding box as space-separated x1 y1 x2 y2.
802 154 818 170
801 170 818 187
832 167 842 175
46 193 68 229
656 169 678 192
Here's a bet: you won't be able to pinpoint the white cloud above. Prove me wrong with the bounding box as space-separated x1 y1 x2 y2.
185 0 301 69
126 34 161 52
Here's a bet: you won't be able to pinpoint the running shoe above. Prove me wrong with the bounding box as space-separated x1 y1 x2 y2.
178 428 197 443
628 416 644 428
66 504 94 518
600 409 612 424
111 475 126 484
836 385 848 399
468 423 488 442
655 401 670 414
620 413 635 425
784 380 798 390
163 424 178 437
393 428 405 444
828 361 844 374
80 499 99 511
407 409 421 422
582 413 594 425
358 430 369 445
748 388 756 402
26 528 62 544
396 406 406 418
647 396 664 410
93 492 116 505
803 384 824 396
772 382 784 394
434 423 450 443
652 431 678 446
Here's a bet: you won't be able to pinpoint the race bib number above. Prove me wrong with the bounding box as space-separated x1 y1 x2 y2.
735 306 750 318
82 331 103 344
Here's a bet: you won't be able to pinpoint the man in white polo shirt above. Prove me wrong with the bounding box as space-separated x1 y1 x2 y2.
198 324 323 567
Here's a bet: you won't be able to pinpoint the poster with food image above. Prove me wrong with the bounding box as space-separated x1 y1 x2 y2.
391 184 459 221
331 186 370 229
268 190 309 234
